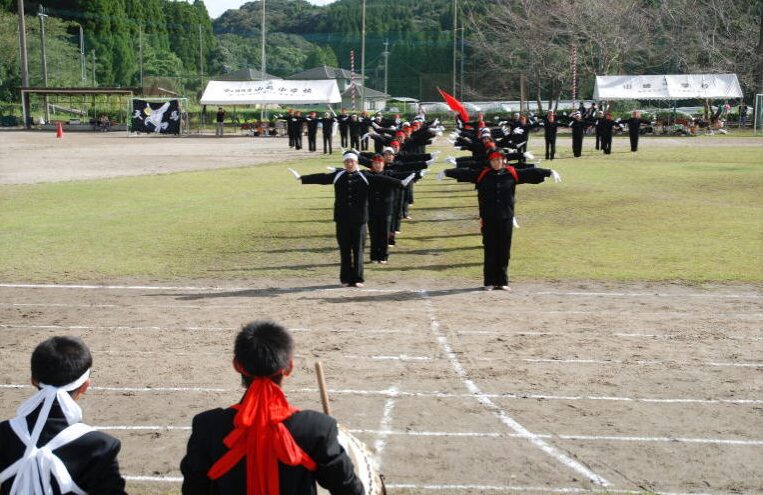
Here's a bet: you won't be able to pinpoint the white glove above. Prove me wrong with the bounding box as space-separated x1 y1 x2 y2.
431 150 441 156
449 132 459 139
513 127 524 135
425 158 435 166
435 131 443 137
551 170 562 183
523 151 535 160
326 166 337 171
288 168 301 180
361 133 370 141
401 173 416 187
513 217 520 228
568 122 574 127
433 118 440 126
436 171 446 180
445 157 457 165
447 139 456 144
420 169 428 176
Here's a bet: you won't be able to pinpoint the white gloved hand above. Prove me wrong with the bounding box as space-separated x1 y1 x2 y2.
326 166 337 171
568 122 574 127
523 151 535 160
361 133 370 141
445 157 457 165
435 131 443 137
420 169 428 176
512 217 520 228
447 139 456 144
288 168 301 180
449 132 459 139
436 171 446 180
431 150 441 156
401 173 416 187
551 170 562 183
425 158 435 166
513 127 524 135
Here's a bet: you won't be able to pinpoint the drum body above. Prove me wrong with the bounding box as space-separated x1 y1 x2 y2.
318 426 385 495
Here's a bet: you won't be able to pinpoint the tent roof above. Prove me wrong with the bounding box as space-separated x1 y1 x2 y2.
216 68 282 81
200 79 341 105
593 74 743 100
287 65 364 81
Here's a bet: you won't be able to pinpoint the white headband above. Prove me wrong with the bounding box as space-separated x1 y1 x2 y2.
343 153 358 162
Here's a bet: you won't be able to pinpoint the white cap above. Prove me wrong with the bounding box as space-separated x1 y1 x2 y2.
382 147 395 154
343 152 359 162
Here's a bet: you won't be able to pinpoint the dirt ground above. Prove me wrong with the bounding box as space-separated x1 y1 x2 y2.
1 130 761 494
0 280 761 494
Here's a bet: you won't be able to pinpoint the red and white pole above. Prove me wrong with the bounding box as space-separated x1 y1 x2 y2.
571 43 577 111
350 50 356 111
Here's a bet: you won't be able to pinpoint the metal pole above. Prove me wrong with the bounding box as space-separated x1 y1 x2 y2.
139 24 144 89
79 25 85 83
383 40 389 98
260 0 266 121
17 0 31 127
199 24 204 89
92 51 96 87
38 5 49 122
360 0 366 111
452 0 457 95
460 27 465 100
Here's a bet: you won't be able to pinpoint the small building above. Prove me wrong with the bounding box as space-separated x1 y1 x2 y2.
286 65 362 92
217 68 282 81
341 83 389 112
286 65 388 111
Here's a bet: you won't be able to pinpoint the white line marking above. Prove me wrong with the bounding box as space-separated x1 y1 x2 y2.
120 476 734 495
3 384 761 405
0 324 414 335
535 290 762 299
418 290 610 486
95 426 191 431
614 333 763 341
372 386 398 466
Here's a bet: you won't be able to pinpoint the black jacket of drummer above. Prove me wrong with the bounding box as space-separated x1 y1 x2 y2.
444 166 552 219
181 407 363 495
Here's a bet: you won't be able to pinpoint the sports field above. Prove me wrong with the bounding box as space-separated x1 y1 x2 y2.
0 130 761 494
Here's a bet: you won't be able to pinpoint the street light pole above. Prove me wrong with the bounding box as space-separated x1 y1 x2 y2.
260 0 266 121
452 0 457 95
383 39 389 98
360 0 366 111
17 0 30 127
139 24 144 89
79 25 85 83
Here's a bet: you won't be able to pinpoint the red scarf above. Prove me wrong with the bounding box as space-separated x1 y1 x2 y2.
207 378 317 495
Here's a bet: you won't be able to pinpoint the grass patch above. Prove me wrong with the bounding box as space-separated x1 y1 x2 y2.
1 136 761 283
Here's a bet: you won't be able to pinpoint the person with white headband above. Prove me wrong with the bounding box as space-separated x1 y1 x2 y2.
0 336 125 494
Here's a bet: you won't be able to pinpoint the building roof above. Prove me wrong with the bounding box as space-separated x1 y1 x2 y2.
341 83 389 100
216 68 282 81
287 65 364 81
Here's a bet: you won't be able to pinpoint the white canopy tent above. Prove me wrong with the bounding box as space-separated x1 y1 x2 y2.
200 79 341 105
593 74 742 101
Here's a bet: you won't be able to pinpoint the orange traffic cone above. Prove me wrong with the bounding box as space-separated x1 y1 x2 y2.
56 122 63 138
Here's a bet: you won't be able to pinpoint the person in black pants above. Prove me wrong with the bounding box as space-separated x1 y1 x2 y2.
569 112 591 158
291 111 305 150
337 108 350 147
541 113 560 160
366 154 412 263
594 111 604 150
291 153 401 287
320 112 336 154
305 112 319 152
181 320 364 495
348 115 362 151
625 111 651 152
598 113 620 155
285 109 295 147
440 150 560 291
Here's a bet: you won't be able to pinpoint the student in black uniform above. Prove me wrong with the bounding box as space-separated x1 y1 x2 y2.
181 320 364 495
625 111 651 152
440 150 560 291
0 336 126 494
541 112 560 160
291 111 305 150
321 112 336 155
285 109 295 148
306 112 319 152
569 112 590 158
337 109 350 147
367 154 413 263
348 115 362 151
598 112 620 155
290 153 403 287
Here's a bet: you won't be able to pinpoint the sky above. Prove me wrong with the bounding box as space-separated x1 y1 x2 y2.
203 0 336 19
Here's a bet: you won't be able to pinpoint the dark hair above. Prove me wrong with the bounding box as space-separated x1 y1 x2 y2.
31 336 92 387
234 320 293 385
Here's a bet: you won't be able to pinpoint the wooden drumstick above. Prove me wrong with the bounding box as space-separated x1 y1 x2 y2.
314 361 332 416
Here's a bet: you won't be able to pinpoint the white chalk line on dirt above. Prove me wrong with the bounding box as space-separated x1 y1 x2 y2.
2 384 761 405
372 386 399 467
418 290 610 487
1 283 760 300
91 425 763 446
120 476 732 495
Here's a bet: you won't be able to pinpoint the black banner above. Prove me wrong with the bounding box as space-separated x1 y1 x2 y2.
131 99 181 134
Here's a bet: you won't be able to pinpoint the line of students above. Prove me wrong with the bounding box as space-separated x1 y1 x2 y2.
1 326 365 495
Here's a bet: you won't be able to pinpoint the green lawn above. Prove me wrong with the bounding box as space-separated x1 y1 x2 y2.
1 136 761 283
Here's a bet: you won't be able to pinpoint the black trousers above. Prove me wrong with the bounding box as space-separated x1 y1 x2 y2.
368 215 391 261
360 136 369 151
482 218 512 287
340 127 349 147
629 132 639 151
545 139 556 160
322 132 332 154
288 127 295 147
294 131 303 150
350 134 360 150
601 136 612 154
572 134 583 157
595 133 601 150
336 221 365 284
308 132 317 151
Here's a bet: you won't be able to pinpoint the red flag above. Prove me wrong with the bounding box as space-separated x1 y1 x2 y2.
437 87 469 123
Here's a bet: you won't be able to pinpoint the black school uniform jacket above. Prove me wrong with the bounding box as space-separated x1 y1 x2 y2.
300 170 400 224
444 166 551 219
181 408 363 495
0 404 126 495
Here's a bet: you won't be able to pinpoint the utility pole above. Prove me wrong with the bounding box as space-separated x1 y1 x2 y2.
17 0 30 127
79 25 85 83
38 5 49 122
360 0 366 111
452 0 457 95
382 40 389 98
260 0 266 120
139 24 144 89
92 51 96 87
460 27 465 100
